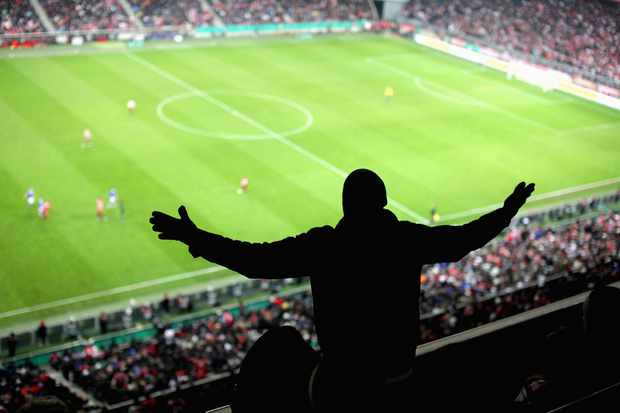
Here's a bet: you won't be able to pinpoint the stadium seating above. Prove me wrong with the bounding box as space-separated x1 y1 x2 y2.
0 0 42 34
203 0 373 26
402 0 620 87
0 359 89 412
128 0 214 28
47 293 317 405
39 0 134 32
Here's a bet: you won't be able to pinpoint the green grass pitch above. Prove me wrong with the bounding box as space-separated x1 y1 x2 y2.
1 34 619 329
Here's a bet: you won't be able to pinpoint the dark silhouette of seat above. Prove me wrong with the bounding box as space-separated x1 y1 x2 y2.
150 168 534 411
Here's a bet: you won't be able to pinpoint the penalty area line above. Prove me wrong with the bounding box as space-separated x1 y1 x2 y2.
125 52 430 224
0 266 231 320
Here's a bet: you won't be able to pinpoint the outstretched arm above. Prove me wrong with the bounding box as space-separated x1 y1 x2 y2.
149 206 329 279
413 182 535 263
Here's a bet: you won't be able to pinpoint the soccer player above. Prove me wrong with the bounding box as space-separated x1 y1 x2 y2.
239 177 249 194
108 188 118 208
42 200 51 220
127 99 136 113
37 197 44 218
96 197 105 221
119 198 125 221
384 85 395 103
82 128 93 148
25 188 35 207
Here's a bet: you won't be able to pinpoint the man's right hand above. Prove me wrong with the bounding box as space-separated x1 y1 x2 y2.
150 205 197 244
503 182 535 215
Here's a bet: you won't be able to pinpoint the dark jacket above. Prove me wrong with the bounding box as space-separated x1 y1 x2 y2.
187 205 515 381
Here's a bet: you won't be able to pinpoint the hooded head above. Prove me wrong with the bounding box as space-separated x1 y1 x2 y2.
342 169 387 218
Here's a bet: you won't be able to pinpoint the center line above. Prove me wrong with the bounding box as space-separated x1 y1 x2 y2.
126 52 429 224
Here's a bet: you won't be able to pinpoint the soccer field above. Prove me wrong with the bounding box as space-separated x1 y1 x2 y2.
1 34 619 329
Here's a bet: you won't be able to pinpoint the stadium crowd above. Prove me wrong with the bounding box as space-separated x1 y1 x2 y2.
0 0 42 34
2 0 372 34
39 0 134 32
210 0 372 25
3 205 619 409
128 0 215 28
402 0 620 86
40 205 620 403
420 209 620 315
48 293 317 404
0 359 87 412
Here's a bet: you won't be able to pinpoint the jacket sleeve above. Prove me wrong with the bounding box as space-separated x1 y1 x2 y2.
407 206 515 264
185 225 332 279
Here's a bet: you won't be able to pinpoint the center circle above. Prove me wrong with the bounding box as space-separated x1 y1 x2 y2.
156 91 314 140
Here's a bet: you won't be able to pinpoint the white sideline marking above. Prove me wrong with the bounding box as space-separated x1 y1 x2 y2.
126 52 430 224
0 266 228 320
367 57 556 132
440 176 620 222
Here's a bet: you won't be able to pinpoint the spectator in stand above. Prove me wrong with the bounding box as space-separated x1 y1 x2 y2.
160 293 170 313
150 169 534 412
403 0 620 87
99 312 109 335
35 321 47 346
6 333 17 358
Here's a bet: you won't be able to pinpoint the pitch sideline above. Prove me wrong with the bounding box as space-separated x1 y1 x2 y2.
0 266 237 320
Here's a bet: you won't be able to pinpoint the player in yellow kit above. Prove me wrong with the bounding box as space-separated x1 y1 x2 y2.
384 85 394 103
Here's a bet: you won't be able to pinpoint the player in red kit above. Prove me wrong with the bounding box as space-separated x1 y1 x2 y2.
42 201 51 220
238 177 249 194
96 197 105 221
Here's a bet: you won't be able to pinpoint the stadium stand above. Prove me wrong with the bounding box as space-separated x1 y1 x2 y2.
1 0 373 34
6 279 620 412
0 359 89 412
401 0 620 87
39 0 134 32
128 0 214 28
203 0 373 26
0 0 42 34
47 293 317 405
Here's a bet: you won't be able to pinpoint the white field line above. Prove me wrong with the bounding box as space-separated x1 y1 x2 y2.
126 52 430 224
440 176 620 222
0 266 230 320
367 58 556 132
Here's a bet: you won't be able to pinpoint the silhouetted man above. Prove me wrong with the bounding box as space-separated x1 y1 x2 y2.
150 169 534 411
